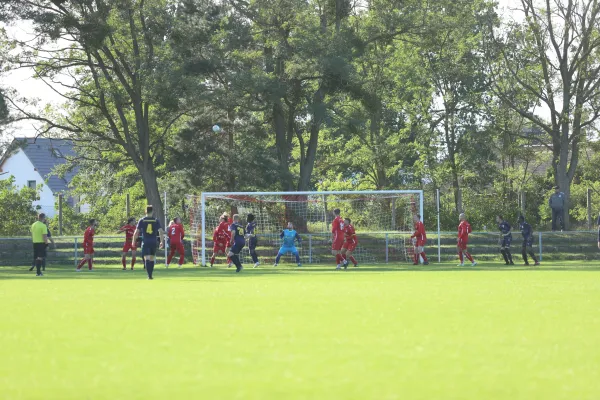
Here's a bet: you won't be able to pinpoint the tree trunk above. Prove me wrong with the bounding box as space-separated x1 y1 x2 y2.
139 161 164 229
273 101 293 190
297 87 324 191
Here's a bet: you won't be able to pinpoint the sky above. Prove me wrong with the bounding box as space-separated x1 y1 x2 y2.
0 0 525 139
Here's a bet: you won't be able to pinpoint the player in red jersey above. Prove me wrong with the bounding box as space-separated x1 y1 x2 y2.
167 217 185 268
457 213 477 267
410 214 429 265
210 214 231 267
341 217 358 269
118 217 138 270
331 208 345 270
76 219 98 271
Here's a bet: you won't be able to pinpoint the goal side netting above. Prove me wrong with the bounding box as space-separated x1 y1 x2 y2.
186 191 423 266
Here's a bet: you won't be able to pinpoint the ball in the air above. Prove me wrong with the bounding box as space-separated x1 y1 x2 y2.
212 124 221 133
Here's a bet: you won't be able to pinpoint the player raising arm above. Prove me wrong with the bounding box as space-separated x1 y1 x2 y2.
457 213 477 267
118 217 138 270
210 215 231 267
76 219 98 271
410 214 429 265
133 205 165 280
341 218 358 269
497 215 514 265
167 217 185 268
274 222 302 267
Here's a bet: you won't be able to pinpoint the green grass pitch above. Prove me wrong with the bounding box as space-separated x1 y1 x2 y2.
1 261 600 399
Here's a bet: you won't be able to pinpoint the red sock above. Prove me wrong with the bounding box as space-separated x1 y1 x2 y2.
340 254 347 263
167 249 174 265
420 252 428 262
131 257 136 268
227 256 231 264
350 256 358 265
413 253 418 264
179 253 185 265
335 254 342 264
77 258 86 269
122 257 126 268
465 252 474 262
87 259 92 270
459 252 464 263
210 255 216 265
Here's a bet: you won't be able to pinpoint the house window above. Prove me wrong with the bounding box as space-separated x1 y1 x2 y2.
27 180 36 189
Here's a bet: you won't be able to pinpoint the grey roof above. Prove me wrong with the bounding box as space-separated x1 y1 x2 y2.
15 138 78 193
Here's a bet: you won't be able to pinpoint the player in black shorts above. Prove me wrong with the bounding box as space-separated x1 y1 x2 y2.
228 214 246 273
246 214 259 268
133 205 165 279
496 215 514 265
518 215 539 266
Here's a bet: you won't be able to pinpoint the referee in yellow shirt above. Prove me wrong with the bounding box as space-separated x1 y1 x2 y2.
31 213 49 277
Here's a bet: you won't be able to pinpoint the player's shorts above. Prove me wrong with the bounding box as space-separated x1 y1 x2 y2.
522 239 533 248
213 241 228 254
278 246 298 255
458 240 468 251
170 242 185 254
83 243 94 255
342 241 357 252
33 242 47 259
500 236 512 249
332 237 344 251
122 241 137 252
415 239 426 247
230 241 245 255
141 242 157 257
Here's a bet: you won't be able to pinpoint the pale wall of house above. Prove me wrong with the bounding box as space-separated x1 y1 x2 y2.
0 149 57 217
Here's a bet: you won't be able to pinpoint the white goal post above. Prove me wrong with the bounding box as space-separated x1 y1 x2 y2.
186 190 424 266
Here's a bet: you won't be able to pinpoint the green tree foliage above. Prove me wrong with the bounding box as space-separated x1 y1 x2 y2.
0 176 40 236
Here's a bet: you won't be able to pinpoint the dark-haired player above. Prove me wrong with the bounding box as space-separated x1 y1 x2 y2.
246 213 260 268
76 219 98 271
210 215 231 267
274 222 302 267
167 217 185 268
341 217 358 268
497 215 514 265
331 208 345 270
457 213 477 267
133 205 165 279
118 217 138 270
228 214 245 273
410 214 429 265
518 215 539 266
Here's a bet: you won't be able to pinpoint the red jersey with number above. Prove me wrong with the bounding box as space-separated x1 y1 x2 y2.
332 216 345 242
168 223 185 244
411 221 426 242
213 222 229 244
344 224 357 244
119 224 136 242
83 226 95 245
458 221 472 243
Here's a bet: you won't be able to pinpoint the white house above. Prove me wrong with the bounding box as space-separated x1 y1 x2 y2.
0 137 87 217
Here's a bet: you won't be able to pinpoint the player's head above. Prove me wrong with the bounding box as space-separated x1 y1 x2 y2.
333 208 340 216
146 205 153 215
518 215 525 223
287 222 294 229
554 186 560 193
344 217 351 225
233 214 240 222
38 212 46 221
413 214 421 222
459 213 466 221
174 217 181 224
127 217 135 225
88 218 96 226
221 213 229 222
496 214 503 223
247 213 255 223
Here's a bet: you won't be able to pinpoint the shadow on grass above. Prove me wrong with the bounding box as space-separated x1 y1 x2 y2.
2 262 600 280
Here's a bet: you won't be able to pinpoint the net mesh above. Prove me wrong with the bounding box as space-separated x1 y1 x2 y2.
186 192 422 265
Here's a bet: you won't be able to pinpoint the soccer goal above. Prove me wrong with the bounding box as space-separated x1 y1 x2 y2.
186 190 424 266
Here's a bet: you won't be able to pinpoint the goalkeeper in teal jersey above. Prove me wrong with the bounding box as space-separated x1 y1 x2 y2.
274 222 302 267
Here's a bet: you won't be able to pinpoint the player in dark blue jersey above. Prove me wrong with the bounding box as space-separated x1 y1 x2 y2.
496 215 514 265
228 214 246 273
518 215 539 266
133 205 165 279
246 214 259 268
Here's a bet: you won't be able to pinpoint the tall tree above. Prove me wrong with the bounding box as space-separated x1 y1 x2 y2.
4 0 188 224
486 0 600 229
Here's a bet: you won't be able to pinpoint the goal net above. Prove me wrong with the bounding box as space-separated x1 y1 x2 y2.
186 191 423 266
